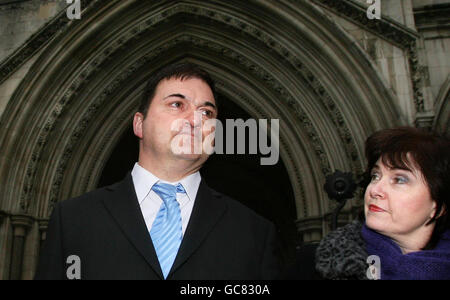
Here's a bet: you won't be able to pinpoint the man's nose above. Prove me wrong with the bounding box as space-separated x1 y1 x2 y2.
185 110 202 128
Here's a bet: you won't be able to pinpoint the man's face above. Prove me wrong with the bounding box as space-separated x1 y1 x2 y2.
134 77 217 165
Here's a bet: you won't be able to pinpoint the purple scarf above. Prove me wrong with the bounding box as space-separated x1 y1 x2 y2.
362 223 450 280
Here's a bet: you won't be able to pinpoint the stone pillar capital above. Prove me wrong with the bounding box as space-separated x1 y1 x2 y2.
38 219 49 231
10 215 33 237
296 216 323 244
415 111 435 130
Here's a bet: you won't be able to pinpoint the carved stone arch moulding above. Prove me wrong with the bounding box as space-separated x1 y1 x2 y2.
0 0 399 226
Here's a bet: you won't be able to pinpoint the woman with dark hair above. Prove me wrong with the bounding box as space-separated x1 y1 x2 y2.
313 127 450 280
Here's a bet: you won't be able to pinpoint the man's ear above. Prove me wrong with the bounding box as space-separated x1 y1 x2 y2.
133 112 144 139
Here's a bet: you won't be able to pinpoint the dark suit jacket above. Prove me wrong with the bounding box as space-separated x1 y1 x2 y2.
35 173 280 280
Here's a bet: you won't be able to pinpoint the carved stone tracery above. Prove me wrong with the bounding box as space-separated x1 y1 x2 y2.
311 0 426 114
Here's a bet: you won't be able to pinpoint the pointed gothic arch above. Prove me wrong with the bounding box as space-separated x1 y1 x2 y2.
0 0 401 278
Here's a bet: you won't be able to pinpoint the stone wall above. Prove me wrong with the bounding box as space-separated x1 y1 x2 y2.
0 0 67 119
414 0 450 103
0 0 66 60
314 0 450 128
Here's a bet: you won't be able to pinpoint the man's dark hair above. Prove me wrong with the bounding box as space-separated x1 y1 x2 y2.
363 126 450 249
139 62 217 118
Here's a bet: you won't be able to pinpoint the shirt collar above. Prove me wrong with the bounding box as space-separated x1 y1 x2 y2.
131 162 201 204
171 172 201 204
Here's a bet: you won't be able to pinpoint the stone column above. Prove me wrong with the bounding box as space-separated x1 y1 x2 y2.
0 214 12 280
9 215 32 280
296 216 323 245
38 220 48 253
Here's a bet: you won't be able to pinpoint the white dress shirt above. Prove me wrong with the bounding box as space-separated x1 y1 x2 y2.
131 162 200 236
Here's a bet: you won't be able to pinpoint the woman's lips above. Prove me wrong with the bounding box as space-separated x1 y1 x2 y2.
369 204 385 212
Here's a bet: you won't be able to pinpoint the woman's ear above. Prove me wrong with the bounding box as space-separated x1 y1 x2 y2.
437 204 447 219
431 203 447 223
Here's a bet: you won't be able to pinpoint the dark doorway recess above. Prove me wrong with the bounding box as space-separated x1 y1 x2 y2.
97 95 298 265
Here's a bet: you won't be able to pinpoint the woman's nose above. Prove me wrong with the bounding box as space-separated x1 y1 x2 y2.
369 179 386 199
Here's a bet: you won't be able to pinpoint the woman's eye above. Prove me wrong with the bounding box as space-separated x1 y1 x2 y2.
370 173 379 181
393 176 408 184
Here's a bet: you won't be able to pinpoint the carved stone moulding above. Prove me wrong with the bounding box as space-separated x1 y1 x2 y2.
310 0 425 114
0 0 99 85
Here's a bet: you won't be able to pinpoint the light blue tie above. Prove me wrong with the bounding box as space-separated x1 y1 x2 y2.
150 182 185 279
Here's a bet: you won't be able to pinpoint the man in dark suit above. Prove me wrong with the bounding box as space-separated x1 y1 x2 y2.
35 63 280 280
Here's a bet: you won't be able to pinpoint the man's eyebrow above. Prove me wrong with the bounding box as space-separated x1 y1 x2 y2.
163 94 217 110
163 93 186 100
203 101 217 110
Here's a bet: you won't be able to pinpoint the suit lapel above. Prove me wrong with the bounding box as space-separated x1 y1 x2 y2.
170 180 227 275
101 173 164 279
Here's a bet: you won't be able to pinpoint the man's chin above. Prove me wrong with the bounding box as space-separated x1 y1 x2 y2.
171 150 209 162
176 153 202 160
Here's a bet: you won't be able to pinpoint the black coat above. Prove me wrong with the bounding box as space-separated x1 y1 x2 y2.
284 221 369 280
35 173 280 280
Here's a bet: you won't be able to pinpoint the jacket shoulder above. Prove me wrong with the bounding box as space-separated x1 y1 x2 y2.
55 179 127 214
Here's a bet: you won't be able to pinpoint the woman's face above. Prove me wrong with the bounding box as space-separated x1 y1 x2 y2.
364 157 437 245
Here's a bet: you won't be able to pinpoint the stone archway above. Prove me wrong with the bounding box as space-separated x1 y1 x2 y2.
0 0 400 278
